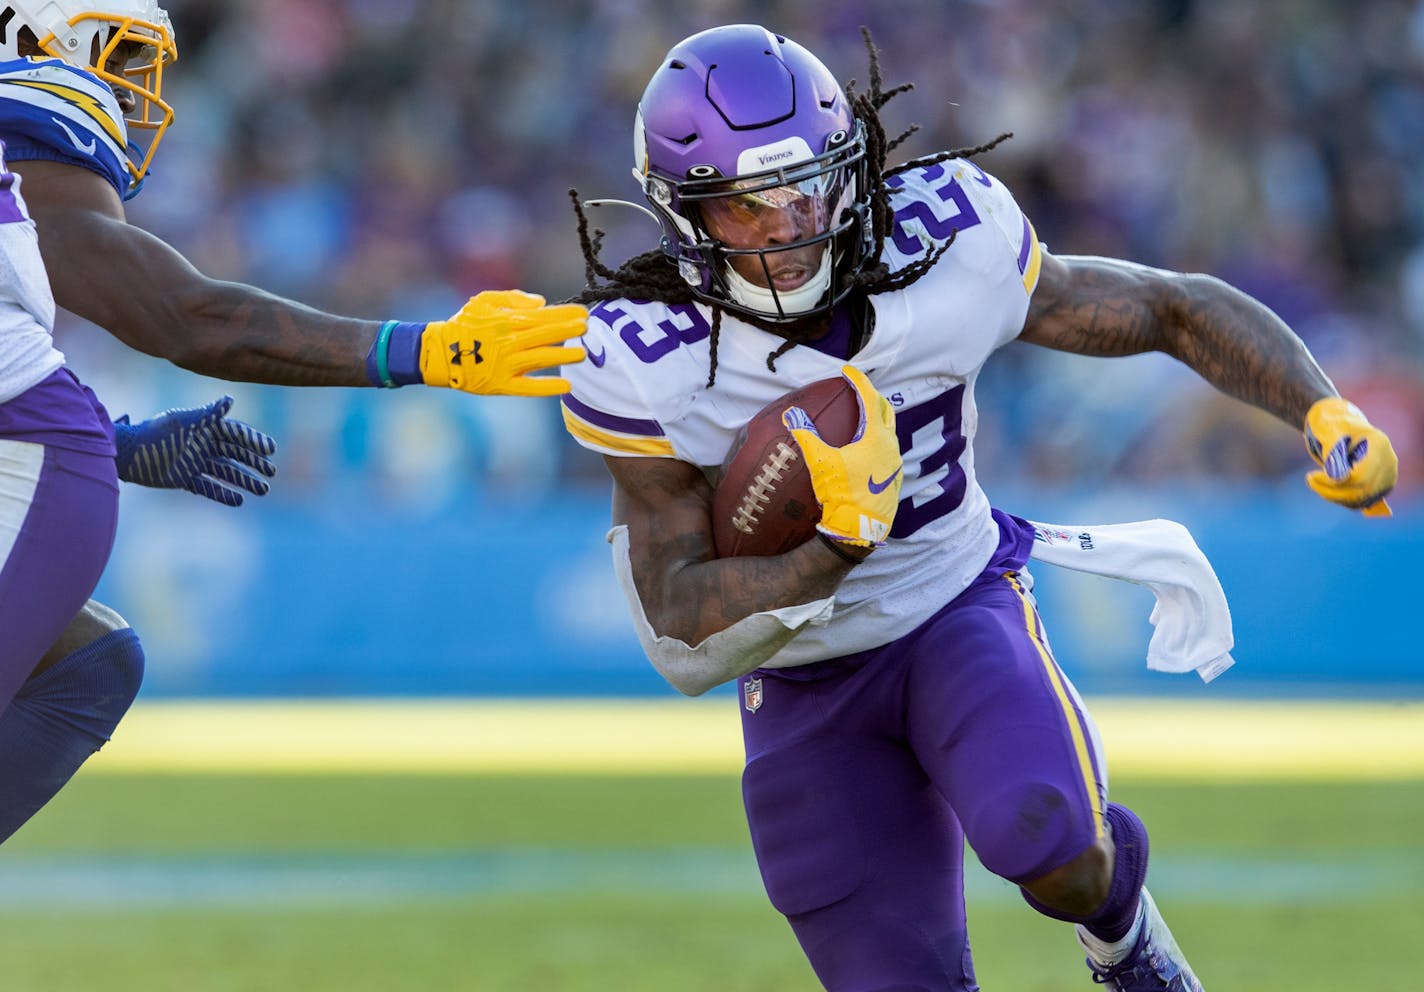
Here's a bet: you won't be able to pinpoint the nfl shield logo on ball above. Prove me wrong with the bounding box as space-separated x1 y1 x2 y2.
744 677 764 713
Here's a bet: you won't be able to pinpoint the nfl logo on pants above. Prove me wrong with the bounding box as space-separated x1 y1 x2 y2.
743 677 764 713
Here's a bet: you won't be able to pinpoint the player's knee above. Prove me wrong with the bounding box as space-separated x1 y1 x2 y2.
34 600 132 677
1019 839 1113 917
966 781 1096 883
92 628 146 716
25 611 145 732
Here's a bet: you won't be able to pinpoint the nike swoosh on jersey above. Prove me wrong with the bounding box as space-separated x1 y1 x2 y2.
867 468 901 494
586 343 607 368
52 116 97 155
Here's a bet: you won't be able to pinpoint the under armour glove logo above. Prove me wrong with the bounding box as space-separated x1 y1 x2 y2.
448 340 484 366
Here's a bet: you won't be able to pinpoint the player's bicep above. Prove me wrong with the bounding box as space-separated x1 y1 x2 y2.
13 158 210 354
1021 250 1179 357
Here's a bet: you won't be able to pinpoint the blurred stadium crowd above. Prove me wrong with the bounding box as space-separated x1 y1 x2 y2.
64 0 1424 511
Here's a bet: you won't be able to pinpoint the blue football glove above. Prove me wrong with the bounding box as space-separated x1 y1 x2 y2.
113 395 277 507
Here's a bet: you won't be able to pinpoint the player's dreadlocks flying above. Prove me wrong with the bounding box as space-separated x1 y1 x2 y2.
568 28 1010 386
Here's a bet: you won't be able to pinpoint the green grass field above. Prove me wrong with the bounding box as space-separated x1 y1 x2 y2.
2 703 1422 991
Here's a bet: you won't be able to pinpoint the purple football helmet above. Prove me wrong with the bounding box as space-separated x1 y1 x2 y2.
634 25 871 322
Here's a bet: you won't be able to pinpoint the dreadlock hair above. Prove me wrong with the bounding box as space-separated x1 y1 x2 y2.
568 27 1012 388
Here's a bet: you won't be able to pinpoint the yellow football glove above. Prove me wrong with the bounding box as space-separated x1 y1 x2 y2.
783 365 903 549
1303 397 1397 517
420 290 587 397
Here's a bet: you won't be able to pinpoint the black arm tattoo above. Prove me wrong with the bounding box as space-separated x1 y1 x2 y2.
1024 255 1336 427
611 456 853 645
176 281 379 387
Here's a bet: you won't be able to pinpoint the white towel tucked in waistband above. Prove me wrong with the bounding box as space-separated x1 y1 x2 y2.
1025 518 1235 683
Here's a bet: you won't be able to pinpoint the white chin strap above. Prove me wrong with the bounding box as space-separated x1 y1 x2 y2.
724 248 832 317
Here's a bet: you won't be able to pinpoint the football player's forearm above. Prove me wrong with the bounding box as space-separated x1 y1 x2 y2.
643 534 851 645
165 279 378 386
1156 272 1337 427
1029 256 1336 427
35 197 379 386
613 457 852 645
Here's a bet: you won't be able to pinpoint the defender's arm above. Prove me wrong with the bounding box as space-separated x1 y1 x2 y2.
16 158 377 385
13 159 584 392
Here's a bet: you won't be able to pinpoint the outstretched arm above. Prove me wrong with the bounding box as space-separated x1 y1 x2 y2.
17 159 377 385
1021 252 1335 425
13 159 584 392
1021 251 1396 512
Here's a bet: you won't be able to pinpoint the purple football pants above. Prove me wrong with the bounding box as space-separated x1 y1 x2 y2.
739 516 1107 991
0 440 119 710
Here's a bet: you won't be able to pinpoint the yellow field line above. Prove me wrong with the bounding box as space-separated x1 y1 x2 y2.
88 697 1424 780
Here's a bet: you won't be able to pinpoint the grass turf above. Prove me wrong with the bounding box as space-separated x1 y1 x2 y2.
3 774 1421 990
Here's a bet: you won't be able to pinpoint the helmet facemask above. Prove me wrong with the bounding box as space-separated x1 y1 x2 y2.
8 1 178 192
665 123 870 322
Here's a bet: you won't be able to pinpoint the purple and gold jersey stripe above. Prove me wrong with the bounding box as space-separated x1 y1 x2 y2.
561 394 674 457
1004 570 1105 841
1017 215 1043 294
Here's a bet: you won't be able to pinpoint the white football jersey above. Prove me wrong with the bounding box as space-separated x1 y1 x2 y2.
562 159 1043 667
0 142 62 404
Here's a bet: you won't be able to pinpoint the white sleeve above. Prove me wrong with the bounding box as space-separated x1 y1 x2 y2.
956 162 1044 348
559 304 676 458
608 525 834 695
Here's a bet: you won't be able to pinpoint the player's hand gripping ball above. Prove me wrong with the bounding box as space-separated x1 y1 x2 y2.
420 290 587 397
711 366 902 557
785 365 903 549
1303 397 1397 517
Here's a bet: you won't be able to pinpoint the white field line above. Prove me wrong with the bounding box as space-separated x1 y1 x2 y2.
1 850 1418 909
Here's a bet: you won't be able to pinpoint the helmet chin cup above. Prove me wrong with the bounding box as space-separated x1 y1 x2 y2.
722 249 833 319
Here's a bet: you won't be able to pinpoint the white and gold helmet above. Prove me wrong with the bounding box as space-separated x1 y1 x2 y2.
1 0 177 189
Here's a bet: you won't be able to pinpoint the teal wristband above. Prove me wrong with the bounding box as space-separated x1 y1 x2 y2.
374 320 398 388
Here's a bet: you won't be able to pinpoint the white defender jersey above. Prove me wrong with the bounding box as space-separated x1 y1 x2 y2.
562 159 1043 668
0 142 62 404
0 57 131 403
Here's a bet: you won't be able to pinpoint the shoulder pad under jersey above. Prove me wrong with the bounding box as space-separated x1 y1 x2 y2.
560 296 717 458
0 58 129 197
883 158 1042 297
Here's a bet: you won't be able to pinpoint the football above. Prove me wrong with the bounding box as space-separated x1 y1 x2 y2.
711 376 862 558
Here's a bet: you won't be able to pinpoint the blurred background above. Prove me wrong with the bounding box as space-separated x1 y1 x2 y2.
63 0 1422 698
9 3 1422 990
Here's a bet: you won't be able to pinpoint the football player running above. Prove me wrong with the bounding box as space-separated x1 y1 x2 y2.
558 24 1397 992
0 0 585 844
